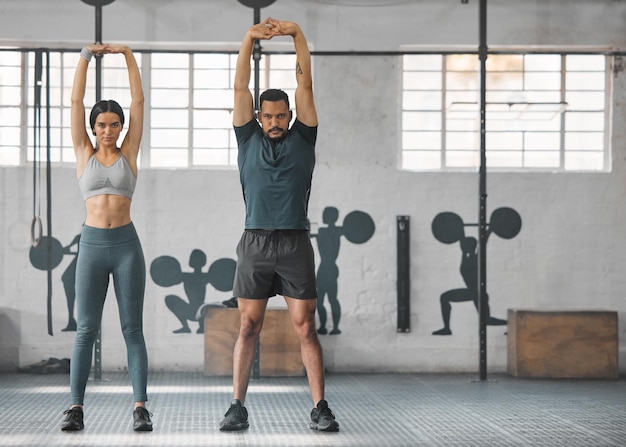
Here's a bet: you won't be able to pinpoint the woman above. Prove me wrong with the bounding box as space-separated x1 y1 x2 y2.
61 44 152 432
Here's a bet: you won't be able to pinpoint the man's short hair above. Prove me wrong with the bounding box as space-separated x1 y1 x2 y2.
259 89 290 110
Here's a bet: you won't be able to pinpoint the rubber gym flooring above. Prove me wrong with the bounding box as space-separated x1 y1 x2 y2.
0 371 624 447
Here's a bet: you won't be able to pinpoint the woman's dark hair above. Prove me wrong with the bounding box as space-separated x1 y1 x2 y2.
89 100 125 133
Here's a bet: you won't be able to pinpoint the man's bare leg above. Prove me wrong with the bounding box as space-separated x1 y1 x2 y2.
220 297 268 431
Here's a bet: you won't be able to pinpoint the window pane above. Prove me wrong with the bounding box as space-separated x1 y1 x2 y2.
486 151 522 168
0 52 21 66
403 111 441 131
566 91 605 111
446 132 478 150
447 54 479 71
0 147 20 165
194 110 232 129
193 129 230 148
446 119 478 131
446 90 478 104
0 127 20 145
403 55 442 71
267 54 294 70
524 72 561 90
524 151 560 168
566 72 605 90
565 132 604 150
403 150 440 170
399 49 608 172
152 89 189 108
486 132 523 150
194 69 231 89
486 54 523 72
403 72 441 90
152 53 189 69
0 107 21 126
403 91 441 111
447 150 479 167
486 72 524 90
565 112 604 131
193 89 232 109
524 132 560 150
447 72 479 90
194 53 230 69
151 109 189 128
152 69 189 88
524 54 561 71
567 55 605 71
402 131 441 150
0 85 21 106
565 151 604 170
151 129 188 148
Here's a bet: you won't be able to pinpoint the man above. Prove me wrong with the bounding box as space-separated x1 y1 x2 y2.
219 17 339 433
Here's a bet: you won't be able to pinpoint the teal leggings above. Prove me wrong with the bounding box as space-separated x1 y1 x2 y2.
70 223 148 405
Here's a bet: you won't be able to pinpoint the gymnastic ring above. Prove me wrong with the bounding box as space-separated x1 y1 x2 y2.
31 216 42 248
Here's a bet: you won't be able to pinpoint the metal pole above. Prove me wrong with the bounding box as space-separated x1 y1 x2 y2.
45 51 53 337
477 0 488 381
253 7 261 111
251 5 262 380
93 2 104 381
237 0 276 380
82 0 117 380
397 216 411 332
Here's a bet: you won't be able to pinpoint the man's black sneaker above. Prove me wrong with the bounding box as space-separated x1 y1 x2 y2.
310 400 339 432
61 406 84 431
219 399 249 431
133 407 153 432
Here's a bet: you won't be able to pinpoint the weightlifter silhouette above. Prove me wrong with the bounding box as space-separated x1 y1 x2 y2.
29 233 82 334
310 207 375 335
150 250 236 334
431 207 521 336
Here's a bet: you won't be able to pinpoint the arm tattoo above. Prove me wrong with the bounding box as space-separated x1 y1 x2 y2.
296 62 303 75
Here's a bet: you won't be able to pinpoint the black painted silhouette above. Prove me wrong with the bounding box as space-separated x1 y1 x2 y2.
431 207 521 336
310 207 375 335
60 235 80 331
29 233 81 333
150 250 236 334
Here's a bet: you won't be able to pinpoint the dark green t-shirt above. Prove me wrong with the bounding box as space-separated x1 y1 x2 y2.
235 118 316 230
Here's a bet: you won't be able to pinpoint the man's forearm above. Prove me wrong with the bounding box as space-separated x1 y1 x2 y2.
293 29 312 88
234 32 255 90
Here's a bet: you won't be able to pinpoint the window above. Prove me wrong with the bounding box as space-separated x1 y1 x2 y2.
0 51 23 165
402 53 610 171
0 49 297 168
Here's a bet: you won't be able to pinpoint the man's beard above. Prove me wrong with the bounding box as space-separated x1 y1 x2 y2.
265 126 287 141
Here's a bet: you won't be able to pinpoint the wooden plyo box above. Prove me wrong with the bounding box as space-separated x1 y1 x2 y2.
507 309 618 379
203 307 305 377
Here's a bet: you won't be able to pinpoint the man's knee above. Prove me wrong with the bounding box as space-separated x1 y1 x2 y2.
292 317 318 342
239 316 263 339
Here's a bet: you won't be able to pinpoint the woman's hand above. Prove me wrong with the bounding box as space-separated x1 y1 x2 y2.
85 44 111 56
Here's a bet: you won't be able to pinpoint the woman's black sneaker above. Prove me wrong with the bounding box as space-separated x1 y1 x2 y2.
133 407 153 431
61 407 84 431
219 399 249 431
310 400 339 432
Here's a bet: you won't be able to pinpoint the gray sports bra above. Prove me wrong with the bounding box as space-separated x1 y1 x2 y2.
78 152 137 200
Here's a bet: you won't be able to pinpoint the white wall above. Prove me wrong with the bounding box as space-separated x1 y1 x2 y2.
1 0 626 374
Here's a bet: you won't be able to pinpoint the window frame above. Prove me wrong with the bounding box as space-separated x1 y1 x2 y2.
0 44 298 169
401 49 614 173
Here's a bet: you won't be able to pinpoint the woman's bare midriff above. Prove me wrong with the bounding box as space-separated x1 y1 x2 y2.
84 195 132 228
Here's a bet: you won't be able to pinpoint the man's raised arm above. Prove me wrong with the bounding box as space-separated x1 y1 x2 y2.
233 18 278 126
271 20 317 127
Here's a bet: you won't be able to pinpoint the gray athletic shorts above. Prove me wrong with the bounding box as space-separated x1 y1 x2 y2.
233 229 317 300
